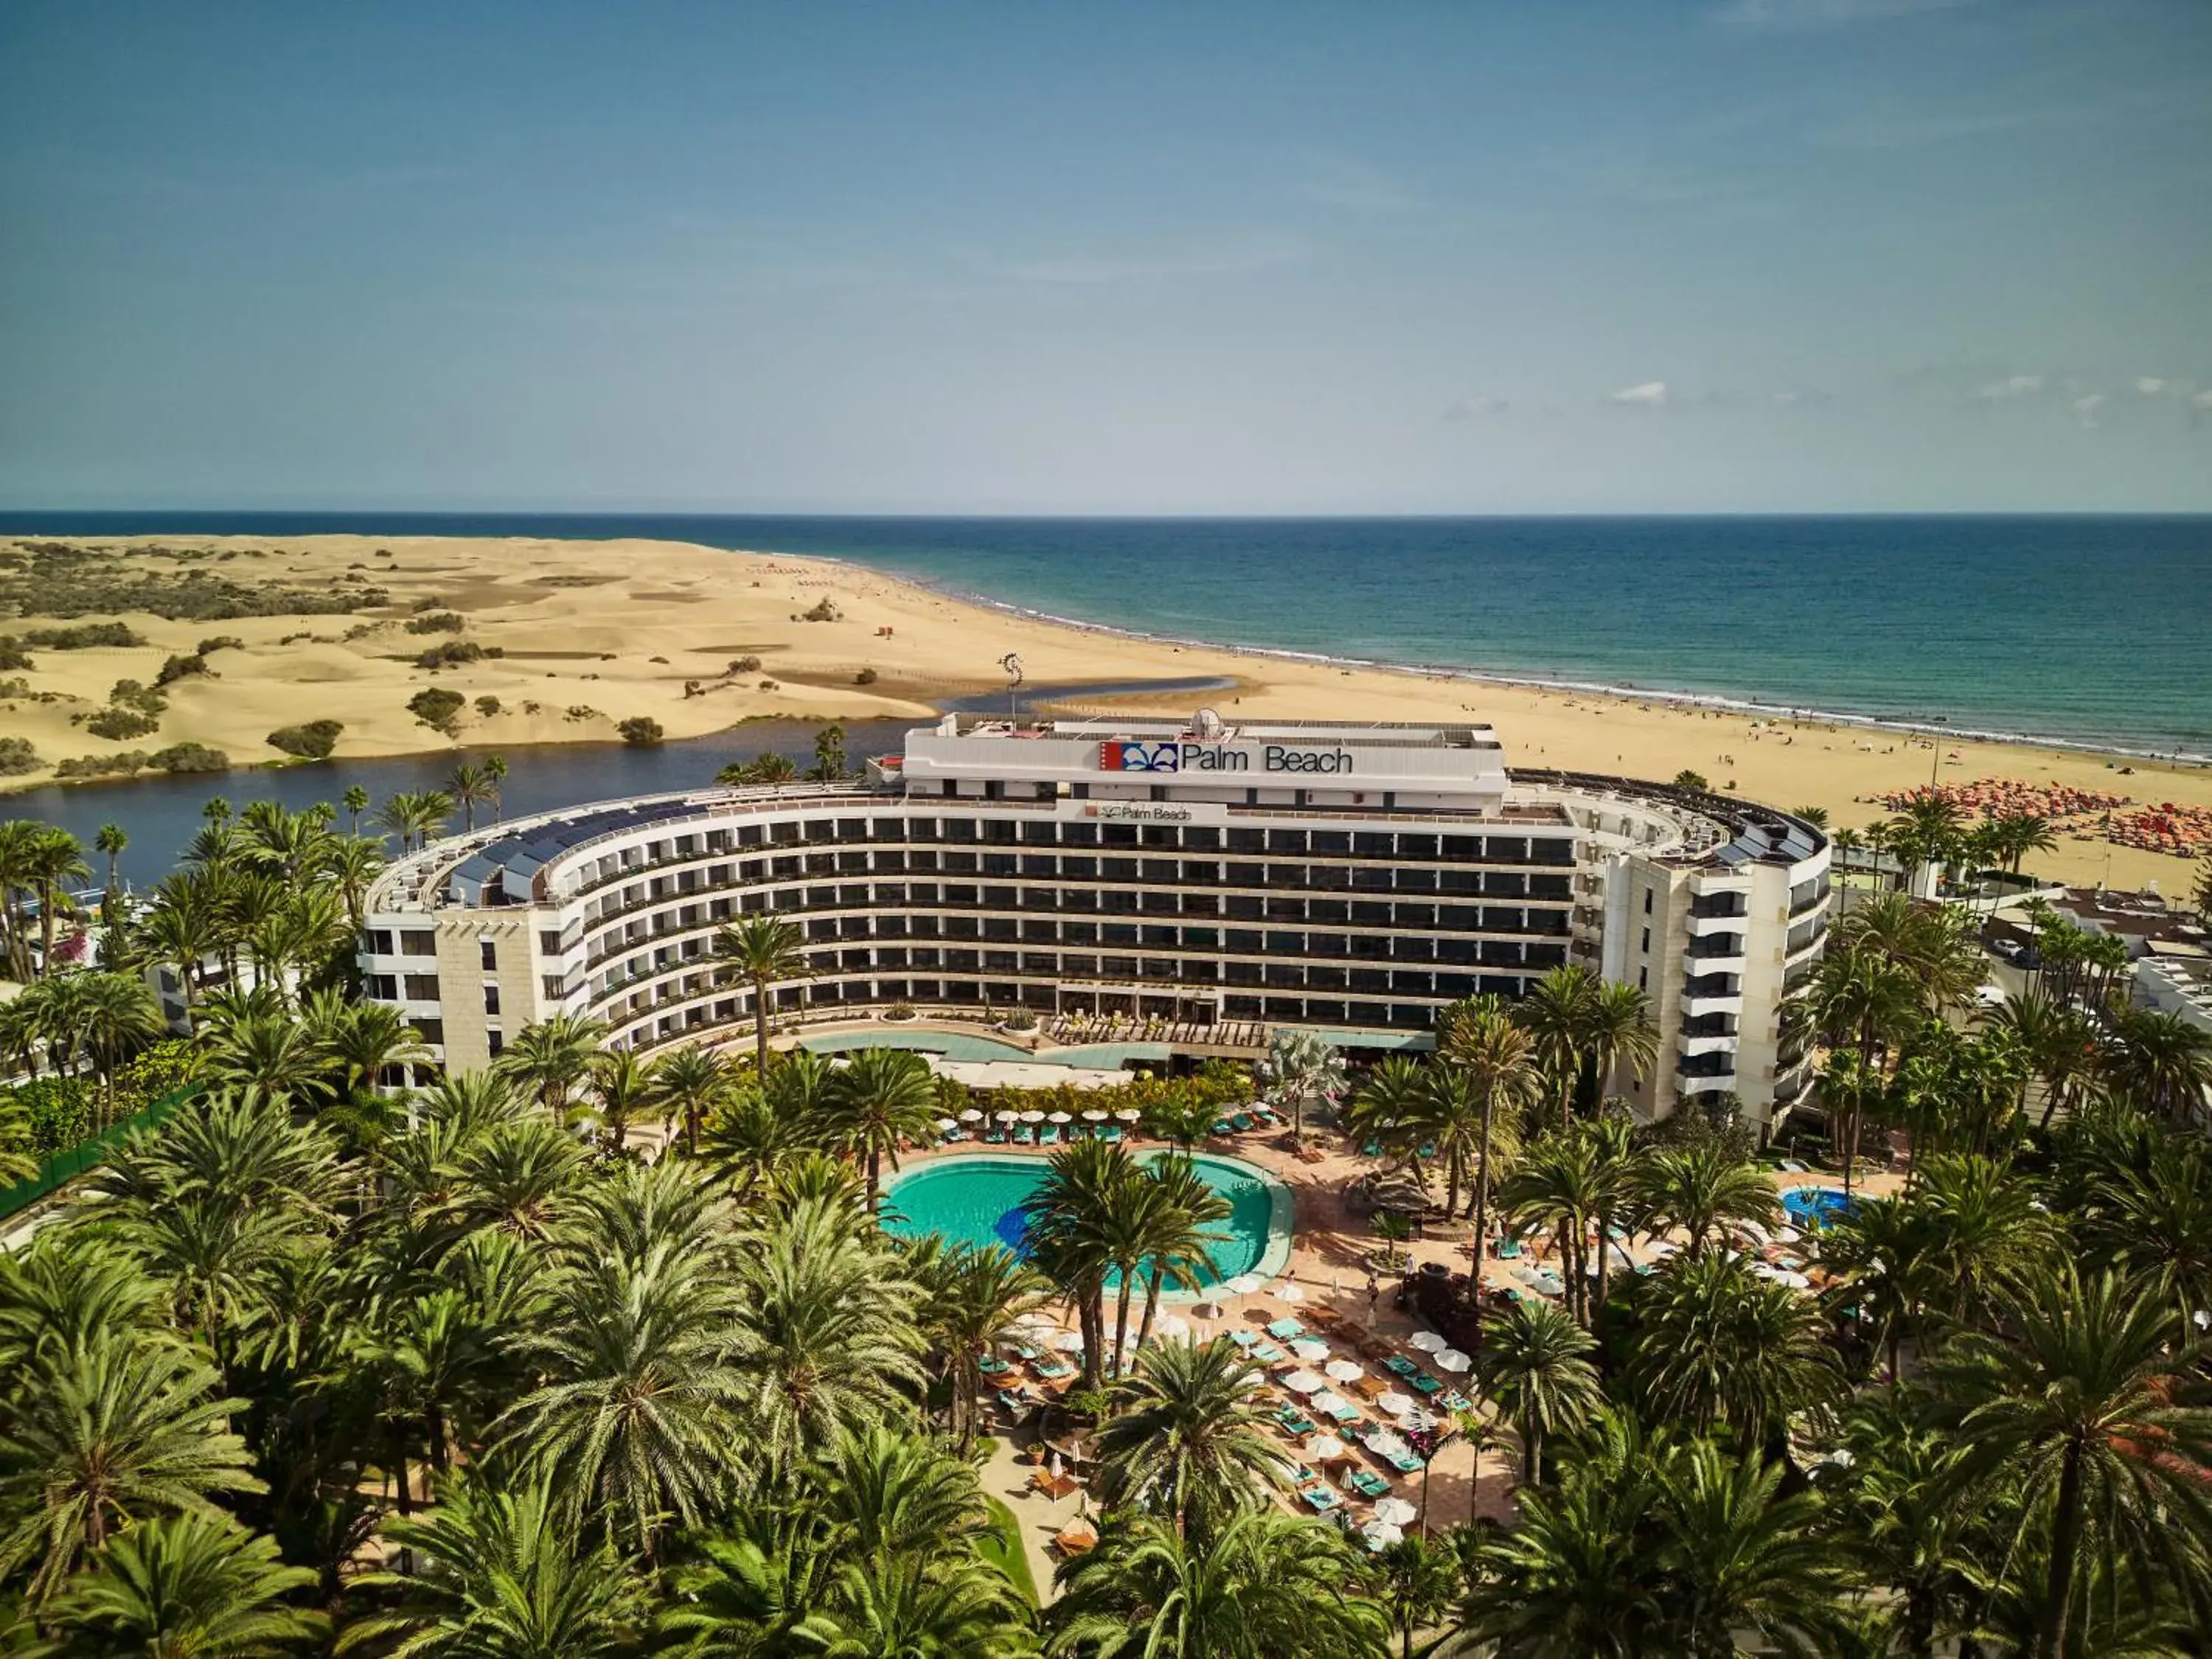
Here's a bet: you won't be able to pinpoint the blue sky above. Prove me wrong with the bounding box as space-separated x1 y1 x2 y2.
2 0 2208 512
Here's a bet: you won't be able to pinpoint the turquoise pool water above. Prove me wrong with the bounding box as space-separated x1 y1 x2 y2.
1780 1186 1854 1227
881 1152 1290 1292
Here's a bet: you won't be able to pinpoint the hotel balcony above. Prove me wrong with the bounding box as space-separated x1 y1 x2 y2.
1677 1028 1739 1058
1684 939 1747 975
1686 910 1749 937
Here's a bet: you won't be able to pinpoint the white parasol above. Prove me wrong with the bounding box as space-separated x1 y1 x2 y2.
1362 1520 1403 1551
1282 1369 1327 1394
1290 1337 1331 1362
1373 1497 1418 1527
1436 1349 1471 1374
1224 1273 1264 1295
1051 1329 1085 1352
1325 1358 1365 1382
1310 1391 1351 1415
1155 1315 1191 1340
1115 1107 1142 1122
1408 1330 1447 1353
1082 1108 1108 1121
1020 1110 1046 1124
1364 1427 1411 1457
935 1117 958 1132
959 1108 984 1122
1275 1281 1305 1302
995 1109 1023 1122
1376 1391 1416 1417
1306 1433 1346 1460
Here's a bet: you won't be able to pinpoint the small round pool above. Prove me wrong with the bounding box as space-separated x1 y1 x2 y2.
881 1152 1291 1294
1780 1185 1854 1228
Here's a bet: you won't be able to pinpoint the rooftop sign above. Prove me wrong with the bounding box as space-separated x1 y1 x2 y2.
1098 740 1354 775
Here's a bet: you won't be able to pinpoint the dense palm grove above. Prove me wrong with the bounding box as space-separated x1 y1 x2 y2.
0 797 2209 1656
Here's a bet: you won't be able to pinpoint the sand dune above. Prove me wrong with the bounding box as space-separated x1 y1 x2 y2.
4 532 2207 894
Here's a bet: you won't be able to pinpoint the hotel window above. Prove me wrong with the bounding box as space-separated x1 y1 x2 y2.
1640 928 1651 953
480 939 498 970
487 1029 504 1058
484 985 501 1015
1643 891 1654 914
1638 967 1648 991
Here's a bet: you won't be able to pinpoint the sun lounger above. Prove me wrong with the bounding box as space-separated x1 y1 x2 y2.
984 1125 1007 1144
1360 1139 1383 1158
1382 1355 1419 1377
1298 1484 1343 1513
1495 1237 1522 1259
1377 1444 1424 1474
1346 1468 1392 1498
1409 1374 1444 1397
978 1355 1012 1376
1030 1470 1083 1500
1008 1341 1041 1361
1211 1119 1237 1135
1267 1318 1305 1340
1052 1523 1098 1557
1439 1390 1472 1414
1318 1396 1363 1425
1305 1307 1345 1329
1228 1329 1259 1348
1275 1405 1318 1436
1040 1124 1062 1145
1032 1355 1078 1380
1099 1124 1123 1142
1250 1342 1288 1364
1012 1124 1034 1145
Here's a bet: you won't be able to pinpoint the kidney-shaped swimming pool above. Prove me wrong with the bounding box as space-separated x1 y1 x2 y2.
881 1152 1293 1294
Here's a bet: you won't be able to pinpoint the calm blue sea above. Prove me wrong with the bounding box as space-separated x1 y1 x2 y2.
6 512 2209 877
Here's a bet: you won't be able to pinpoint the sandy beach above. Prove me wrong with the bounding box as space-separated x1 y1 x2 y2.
4 531 2206 894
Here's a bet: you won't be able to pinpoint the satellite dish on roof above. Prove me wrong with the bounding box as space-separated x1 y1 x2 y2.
1195 707 1225 738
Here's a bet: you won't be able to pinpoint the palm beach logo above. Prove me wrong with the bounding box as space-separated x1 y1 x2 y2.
1098 740 1180 772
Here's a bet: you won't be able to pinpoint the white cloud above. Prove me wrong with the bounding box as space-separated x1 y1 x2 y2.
1608 381 1669 407
1974 375 2045 401
2072 394 2107 427
2135 377 2170 396
2194 391 2212 410
1443 395 1509 421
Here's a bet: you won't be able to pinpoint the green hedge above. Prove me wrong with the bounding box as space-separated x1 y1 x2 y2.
0 1085 196 1224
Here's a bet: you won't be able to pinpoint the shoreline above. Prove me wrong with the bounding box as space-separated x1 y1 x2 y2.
5 529 2209 892
868 561 2212 768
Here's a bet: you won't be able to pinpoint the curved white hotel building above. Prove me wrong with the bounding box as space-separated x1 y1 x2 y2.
358 713 1831 1131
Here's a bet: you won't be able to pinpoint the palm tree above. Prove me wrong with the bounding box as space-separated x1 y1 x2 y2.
2099 1005 2212 1124
653 1044 730 1158
0 1334 261 1600
0 818 49 981
1624 1252 1840 1444
731 1197 925 1475
919 1242 1052 1453
1257 1026 1346 1140
1049 1508 1388 1658
342 783 370 837
1810 944 1920 1079
1515 965 1599 1133
449 761 494 832
29 1512 326 1657
1632 1141 1779 1260
1927 1263 2212 1659
1092 1338 1287 1532
1581 981 1658 1106
1648 1439 1849 1658
1475 1298 1603 1485
24 824 90 980
338 1474 648 1659
496 1012 609 1124
498 1239 752 1554
717 751 800 787
1995 811 2059 876
1498 1133 1602 1326
1443 1006 1543 1275
586 1047 658 1155
827 1045 941 1207
713 914 813 1075
1026 1139 1138 1389
1447 1455 1656 1658
1130 1152 1232 1353
92 820 127 925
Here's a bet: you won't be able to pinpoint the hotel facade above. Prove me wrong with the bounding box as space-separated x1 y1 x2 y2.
358 714 1831 1130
